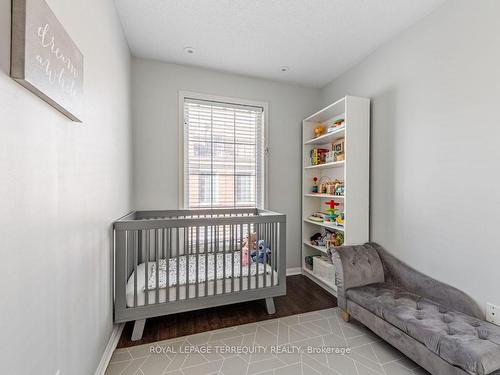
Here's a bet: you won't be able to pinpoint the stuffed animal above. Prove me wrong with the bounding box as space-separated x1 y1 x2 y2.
314 125 325 138
334 232 344 247
251 240 271 264
242 232 257 266
310 232 322 245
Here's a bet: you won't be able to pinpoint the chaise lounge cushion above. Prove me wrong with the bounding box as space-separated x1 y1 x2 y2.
346 283 500 375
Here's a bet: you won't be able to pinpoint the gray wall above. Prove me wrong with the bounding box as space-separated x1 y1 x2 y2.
0 0 132 374
131 58 320 269
321 0 500 309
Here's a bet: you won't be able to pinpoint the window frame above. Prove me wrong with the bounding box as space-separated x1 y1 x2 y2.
178 90 269 210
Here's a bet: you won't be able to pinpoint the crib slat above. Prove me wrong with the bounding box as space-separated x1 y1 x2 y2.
247 223 251 291
265 223 269 287
263 223 267 288
268 222 271 286
176 227 180 301
268 223 272 287
213 225 217 295
223 224 226 294
271 223 276 286
231 224 234 293
166 228 170 303
144 230 149 305
190 227 193 298
195 226 199 298
239 224 243 292
256 223 260 290
185 227 189 300
161 228 165 259
191 226 194 298
279 221 285 286
155 229 160 304
271 223 275 287
133 231 138 308
205 225 208 298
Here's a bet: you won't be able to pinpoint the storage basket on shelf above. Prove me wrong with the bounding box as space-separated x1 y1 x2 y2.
313 256 335 282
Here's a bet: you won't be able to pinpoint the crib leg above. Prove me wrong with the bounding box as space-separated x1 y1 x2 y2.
131 319 146 341
265 297 276 315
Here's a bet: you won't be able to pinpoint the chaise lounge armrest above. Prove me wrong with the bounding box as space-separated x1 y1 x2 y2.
332 244 385 311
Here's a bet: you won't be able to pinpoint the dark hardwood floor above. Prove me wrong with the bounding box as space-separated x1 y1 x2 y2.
117 274 337 348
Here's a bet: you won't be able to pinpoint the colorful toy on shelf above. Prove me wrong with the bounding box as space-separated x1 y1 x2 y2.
324 200 340 222
310 229 343 250
251 240 271 263
325 150 335 163
321 178 343 195
325 182 335 195
312 177 344 196
332 138 345 162
312 177 319 193
334 119 345 127
335 213 344 227
307 212 325 222
332 180 344 196
318 176 331 194
326 231 344 250
327 118 345 133
313 124 325 138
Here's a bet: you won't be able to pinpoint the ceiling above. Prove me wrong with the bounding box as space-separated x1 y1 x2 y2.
115 0 445 88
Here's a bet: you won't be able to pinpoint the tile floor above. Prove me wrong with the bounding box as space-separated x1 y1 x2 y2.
105 307 429 375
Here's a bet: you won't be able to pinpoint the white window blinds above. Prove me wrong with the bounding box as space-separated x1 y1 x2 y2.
183 97 265 209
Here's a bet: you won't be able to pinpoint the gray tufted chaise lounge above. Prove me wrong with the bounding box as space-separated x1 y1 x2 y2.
332 243 500 375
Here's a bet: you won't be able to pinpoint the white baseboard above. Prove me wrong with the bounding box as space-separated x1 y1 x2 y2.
94 323 125 375
286 267 302 276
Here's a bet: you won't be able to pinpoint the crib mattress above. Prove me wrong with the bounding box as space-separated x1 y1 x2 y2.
148 251 267 289
126 254 278 307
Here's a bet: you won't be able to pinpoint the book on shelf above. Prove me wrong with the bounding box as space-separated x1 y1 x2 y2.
309 148 329 165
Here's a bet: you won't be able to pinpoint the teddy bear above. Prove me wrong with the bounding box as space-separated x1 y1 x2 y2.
314 125 325 138
251 240 271 264
241 232 256 266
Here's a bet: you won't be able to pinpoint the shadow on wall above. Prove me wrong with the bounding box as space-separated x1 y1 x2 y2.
369 87 398 249
0 0 11 76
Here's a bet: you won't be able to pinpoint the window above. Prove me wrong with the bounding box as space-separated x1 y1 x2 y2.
182 94 266 209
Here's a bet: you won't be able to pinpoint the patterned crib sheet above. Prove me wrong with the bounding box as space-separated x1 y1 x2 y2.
146 251 269 290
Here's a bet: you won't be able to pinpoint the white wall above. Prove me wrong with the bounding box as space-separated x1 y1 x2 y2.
0 0 132 374
132 59 320 269
321 0 500 310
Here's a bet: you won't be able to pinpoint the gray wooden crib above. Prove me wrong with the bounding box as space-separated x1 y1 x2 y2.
113 208 286 340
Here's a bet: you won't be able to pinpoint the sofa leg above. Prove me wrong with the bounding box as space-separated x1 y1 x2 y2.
341 311 350 322
131 319 146 341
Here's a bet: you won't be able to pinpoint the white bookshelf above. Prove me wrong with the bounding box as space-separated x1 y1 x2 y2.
301 96 370 296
